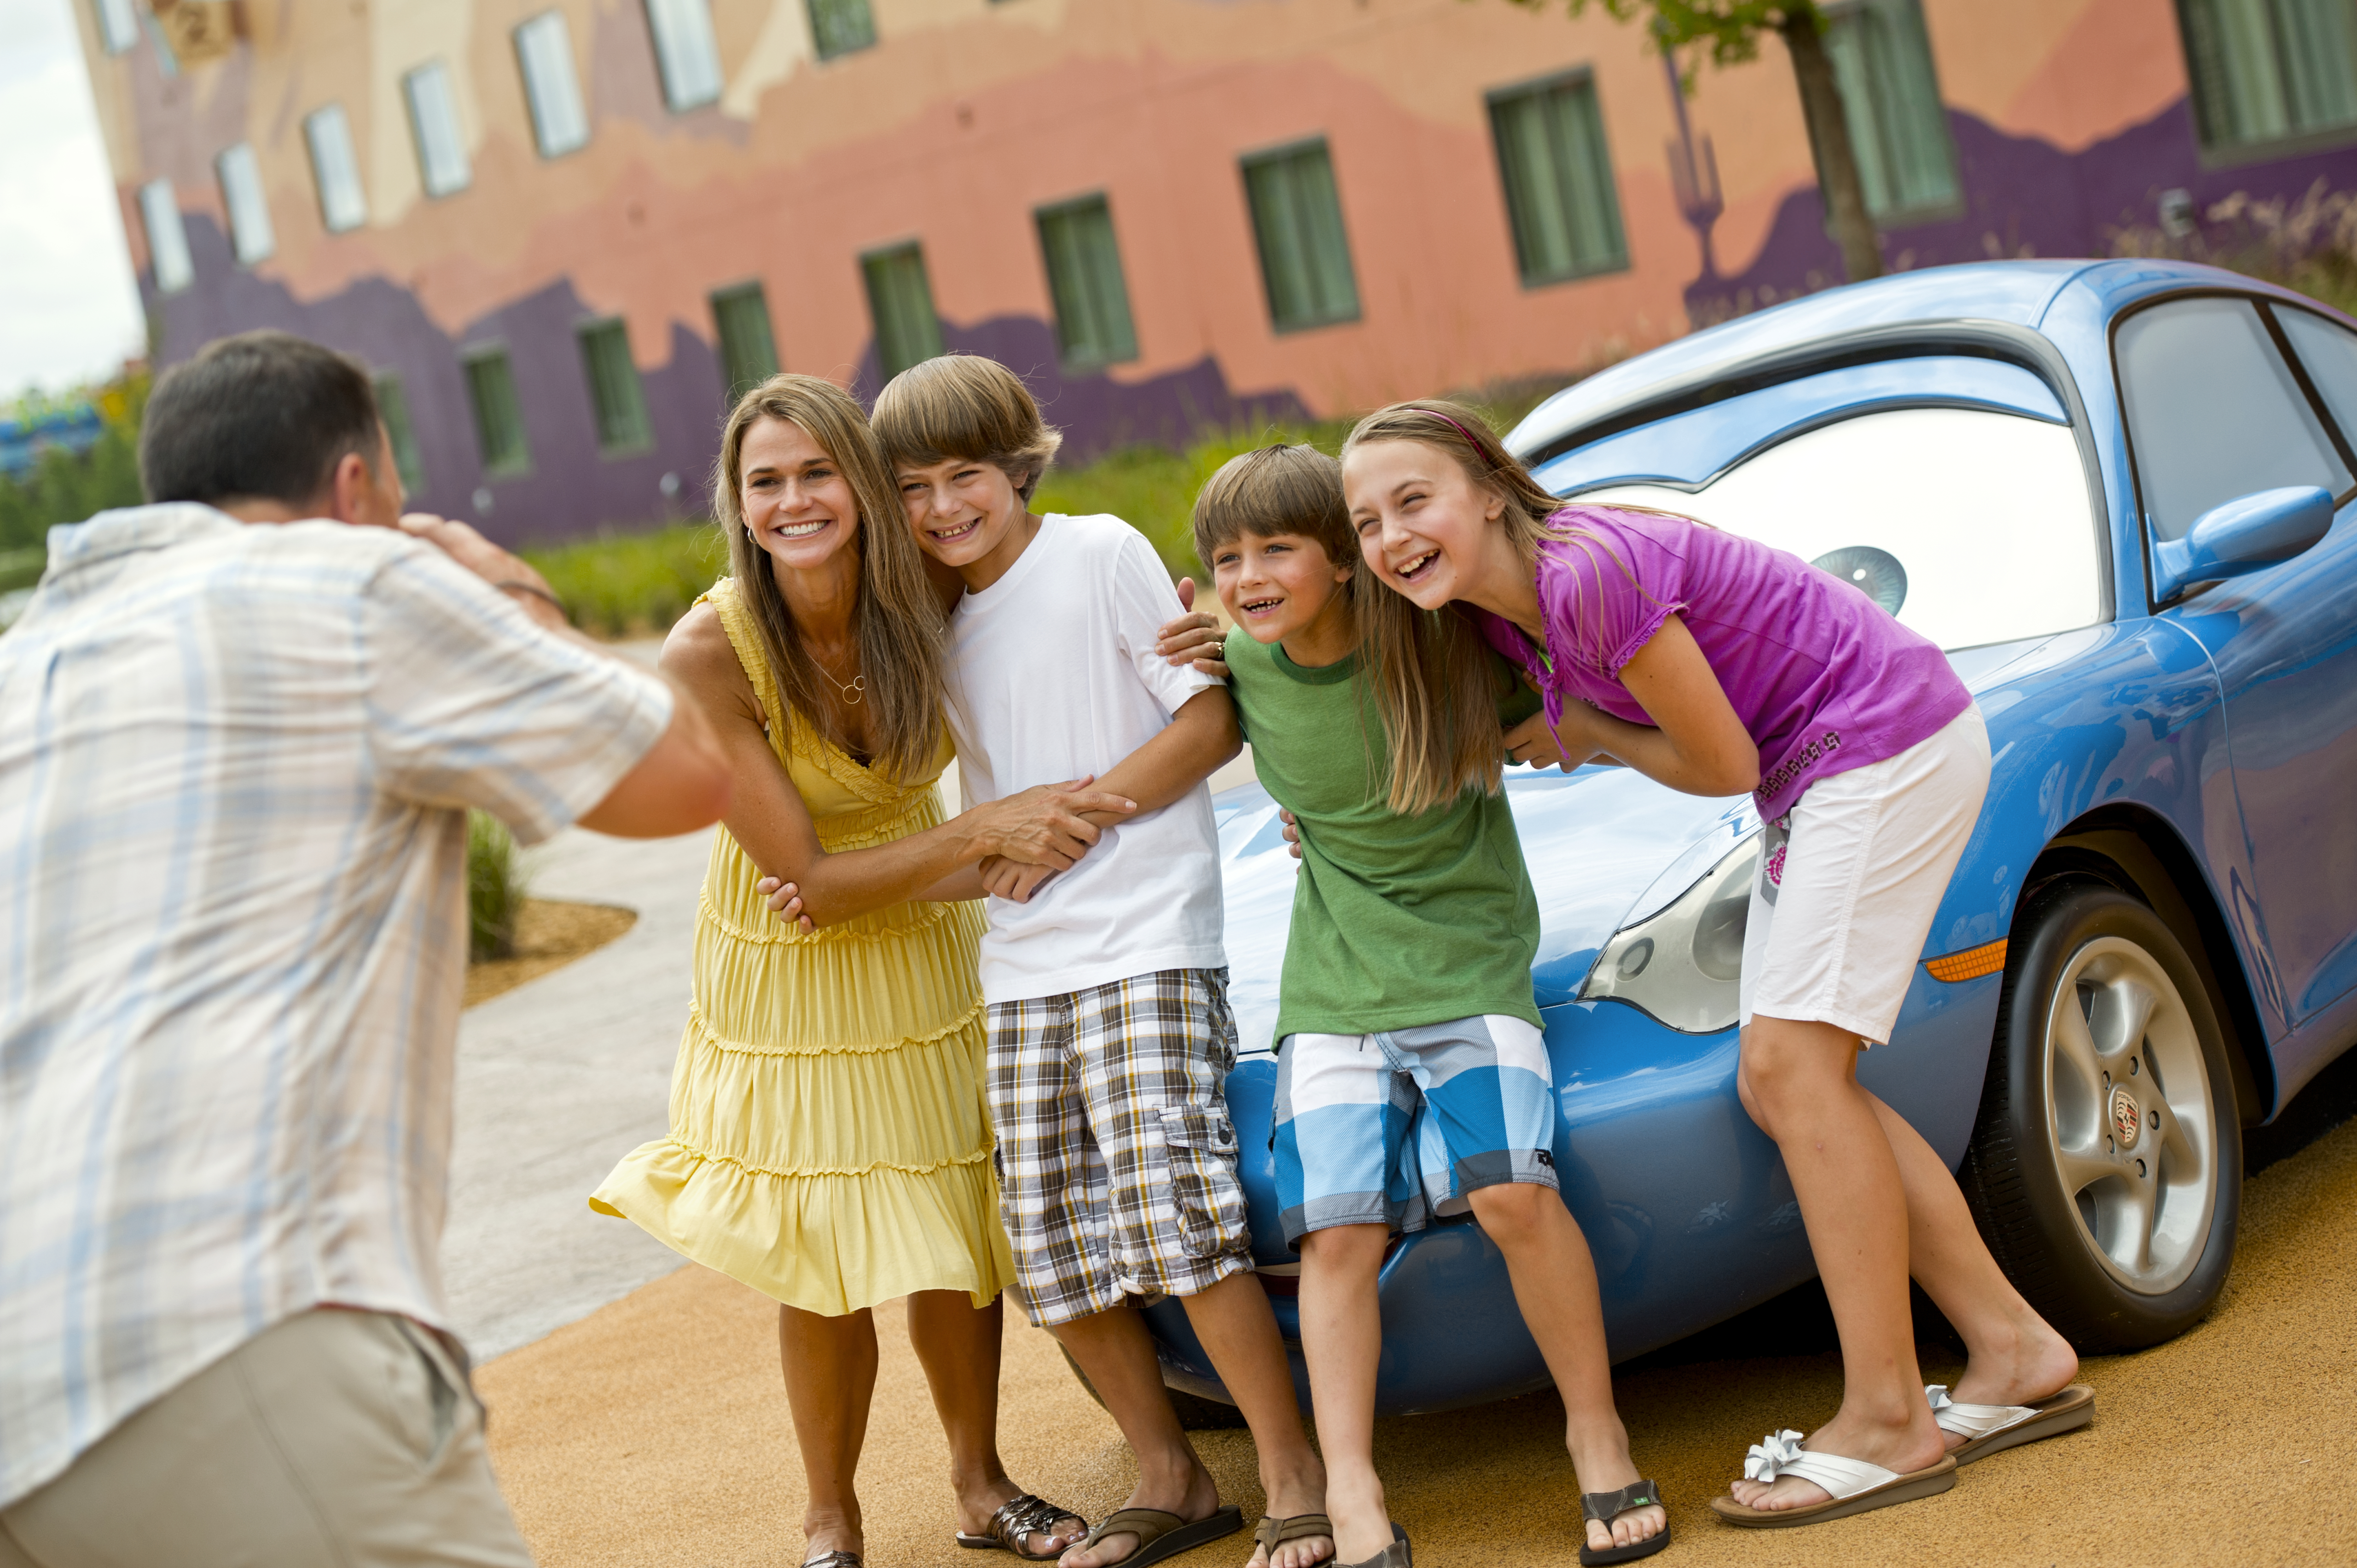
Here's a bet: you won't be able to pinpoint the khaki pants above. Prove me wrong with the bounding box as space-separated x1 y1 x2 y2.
0 1309 534 1568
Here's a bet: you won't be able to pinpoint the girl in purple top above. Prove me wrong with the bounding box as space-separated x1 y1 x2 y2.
1340 401 2088 1530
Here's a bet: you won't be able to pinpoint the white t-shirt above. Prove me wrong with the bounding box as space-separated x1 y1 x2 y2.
945 512 1226 1003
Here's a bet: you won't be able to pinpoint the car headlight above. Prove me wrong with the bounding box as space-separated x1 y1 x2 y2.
1579 833 1760 1033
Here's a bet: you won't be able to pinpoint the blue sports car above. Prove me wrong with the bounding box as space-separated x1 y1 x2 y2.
1134 257 2357 1418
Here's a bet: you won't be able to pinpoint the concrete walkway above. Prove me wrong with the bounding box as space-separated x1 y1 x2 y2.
442 823 714 1360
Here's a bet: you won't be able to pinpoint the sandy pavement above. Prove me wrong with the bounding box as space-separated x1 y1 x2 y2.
478 1099 2357 1568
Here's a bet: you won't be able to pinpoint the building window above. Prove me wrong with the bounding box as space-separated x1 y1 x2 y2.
1819 0 1960 222
138 179 193 294
304 105 367 233
463 348 532 476
215 143 275 266
712 283 781 399
93 0 139 53
644 0 722 111
1035 195 1138 369
1488 72 1627 287
515 12 591 159
579 320 655 455
1241 139 1360 333
404 62 473 197
373 373 427 493
2178 0 2357 154
807 0 877 60
862 243 945 378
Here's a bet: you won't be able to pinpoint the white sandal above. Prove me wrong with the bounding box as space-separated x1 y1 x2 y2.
1709 1429 1957 1528
1927 1383 2095 1465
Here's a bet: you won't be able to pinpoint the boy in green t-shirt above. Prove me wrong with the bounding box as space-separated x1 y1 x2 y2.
1193 446 1668 1568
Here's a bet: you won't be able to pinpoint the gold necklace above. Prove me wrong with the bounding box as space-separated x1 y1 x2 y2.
813 652 865 706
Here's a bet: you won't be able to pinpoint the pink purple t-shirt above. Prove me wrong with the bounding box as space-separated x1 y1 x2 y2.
1474 507 1971 816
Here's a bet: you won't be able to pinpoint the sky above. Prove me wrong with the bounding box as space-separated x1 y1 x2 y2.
0 0 145 400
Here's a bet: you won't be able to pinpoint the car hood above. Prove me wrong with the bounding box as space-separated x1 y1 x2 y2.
1212 631 2078 1056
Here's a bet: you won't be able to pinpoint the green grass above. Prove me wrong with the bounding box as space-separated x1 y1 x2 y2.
467 809 528 961
520 521 730 638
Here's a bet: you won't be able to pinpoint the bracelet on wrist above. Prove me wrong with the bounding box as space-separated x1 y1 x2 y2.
493 579 569 623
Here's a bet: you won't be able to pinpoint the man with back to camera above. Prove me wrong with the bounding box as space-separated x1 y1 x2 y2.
0 330 732 1567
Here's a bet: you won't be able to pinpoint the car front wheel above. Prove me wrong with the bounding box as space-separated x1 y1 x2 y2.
1959 880 2242 1351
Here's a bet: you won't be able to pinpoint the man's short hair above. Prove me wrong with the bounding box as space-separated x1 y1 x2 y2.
1191 442 1354 569
871 353 1062 503
140 330 384 509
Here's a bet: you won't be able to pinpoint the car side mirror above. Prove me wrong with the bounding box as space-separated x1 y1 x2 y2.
2151 485 2336 602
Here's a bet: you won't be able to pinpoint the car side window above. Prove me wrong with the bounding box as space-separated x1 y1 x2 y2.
2115 296 2349 541
2276 307 2357 450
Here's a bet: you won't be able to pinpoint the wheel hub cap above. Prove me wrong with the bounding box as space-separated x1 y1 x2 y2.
2110 1085 2142 1149
2040 936 2217 1296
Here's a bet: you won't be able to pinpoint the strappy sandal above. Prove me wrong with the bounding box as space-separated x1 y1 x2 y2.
1334 1523 1408 1568
1577 1480 1668 1566
1927 1383 2095 1465
1072 1505 1243 1568
956 1493 1090 1561
1252 1513 1333 1565
1709 1429 1956 1528
804 1553 863 1568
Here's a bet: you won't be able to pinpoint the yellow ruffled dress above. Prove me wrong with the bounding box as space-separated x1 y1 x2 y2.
592 579 1015 1315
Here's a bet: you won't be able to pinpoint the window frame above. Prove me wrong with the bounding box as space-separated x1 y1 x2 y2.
2174 0 2357 166
2110 287 2357 612
860 242 946 379
372 371 428 494
303 104 368 234
1484 66 1631 290
403 61 474 199
577 318 656 457
1034 192 1141 370
92 0 140 54
642 0 723 113
461 345 534 479
1814 0 1963 228
138 179 193 295
806 0 878 61
514 11 592 161
215 142 276 267
1238 135 1363 336
710 281 781 400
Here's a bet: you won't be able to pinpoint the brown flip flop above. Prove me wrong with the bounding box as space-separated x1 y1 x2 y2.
1334 1524 1408 1568
1253 1515 1334 1562
1074 1505 1245 1568
1709 1429 1957 1528
1927 1383 2096 1465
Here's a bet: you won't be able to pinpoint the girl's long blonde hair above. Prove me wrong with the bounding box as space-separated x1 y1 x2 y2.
711 373 948 781
1342 398 1689 814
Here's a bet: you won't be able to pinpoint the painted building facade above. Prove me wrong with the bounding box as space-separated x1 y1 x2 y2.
73 0 2357 544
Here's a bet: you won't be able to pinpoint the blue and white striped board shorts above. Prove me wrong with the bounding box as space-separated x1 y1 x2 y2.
1271 1013 1557 1246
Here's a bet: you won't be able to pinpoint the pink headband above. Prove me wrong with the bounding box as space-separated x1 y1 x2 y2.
1423 408 1500 468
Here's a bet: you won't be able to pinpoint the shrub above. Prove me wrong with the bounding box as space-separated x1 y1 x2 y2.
467 810 528 961
520 521 729 638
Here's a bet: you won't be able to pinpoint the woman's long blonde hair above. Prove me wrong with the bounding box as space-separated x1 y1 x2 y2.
711 373 947 781
1342 398 1684 814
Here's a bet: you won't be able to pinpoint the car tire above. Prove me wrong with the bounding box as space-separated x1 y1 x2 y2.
1057 1346 1250 1430
1959 879 2242 1352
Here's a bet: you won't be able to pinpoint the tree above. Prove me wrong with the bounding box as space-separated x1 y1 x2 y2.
1509 1 1884 284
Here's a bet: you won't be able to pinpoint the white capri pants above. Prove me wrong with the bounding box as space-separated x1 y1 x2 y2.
1739 706 1991 1045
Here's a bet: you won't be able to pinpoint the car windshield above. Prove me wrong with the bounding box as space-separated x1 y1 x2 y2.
1572 405 2104 652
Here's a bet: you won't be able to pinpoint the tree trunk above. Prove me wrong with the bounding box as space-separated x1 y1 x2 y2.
1780 7 1884 284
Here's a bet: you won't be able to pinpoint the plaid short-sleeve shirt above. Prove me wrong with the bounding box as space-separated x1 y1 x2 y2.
0 504 673 1507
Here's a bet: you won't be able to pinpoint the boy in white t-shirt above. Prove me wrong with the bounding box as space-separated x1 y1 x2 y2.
875 356 1332 1568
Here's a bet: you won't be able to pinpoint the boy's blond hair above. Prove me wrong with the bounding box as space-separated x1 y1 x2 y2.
1190 443 1355 567
871 354 1063 501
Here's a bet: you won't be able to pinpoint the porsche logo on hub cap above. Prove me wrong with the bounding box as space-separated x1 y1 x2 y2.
2111 1086 2142 1149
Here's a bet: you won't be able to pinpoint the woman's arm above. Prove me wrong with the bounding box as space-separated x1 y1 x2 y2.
1549 615 1760 797
664 606 1135 927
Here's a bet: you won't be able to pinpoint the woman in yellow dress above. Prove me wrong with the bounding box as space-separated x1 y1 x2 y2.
594 375 1151 1568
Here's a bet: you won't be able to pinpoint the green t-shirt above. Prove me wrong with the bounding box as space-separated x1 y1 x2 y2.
1225 626 1545 1041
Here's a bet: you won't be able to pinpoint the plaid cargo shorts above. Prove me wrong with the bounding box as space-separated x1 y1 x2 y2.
985 967 1254 1327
